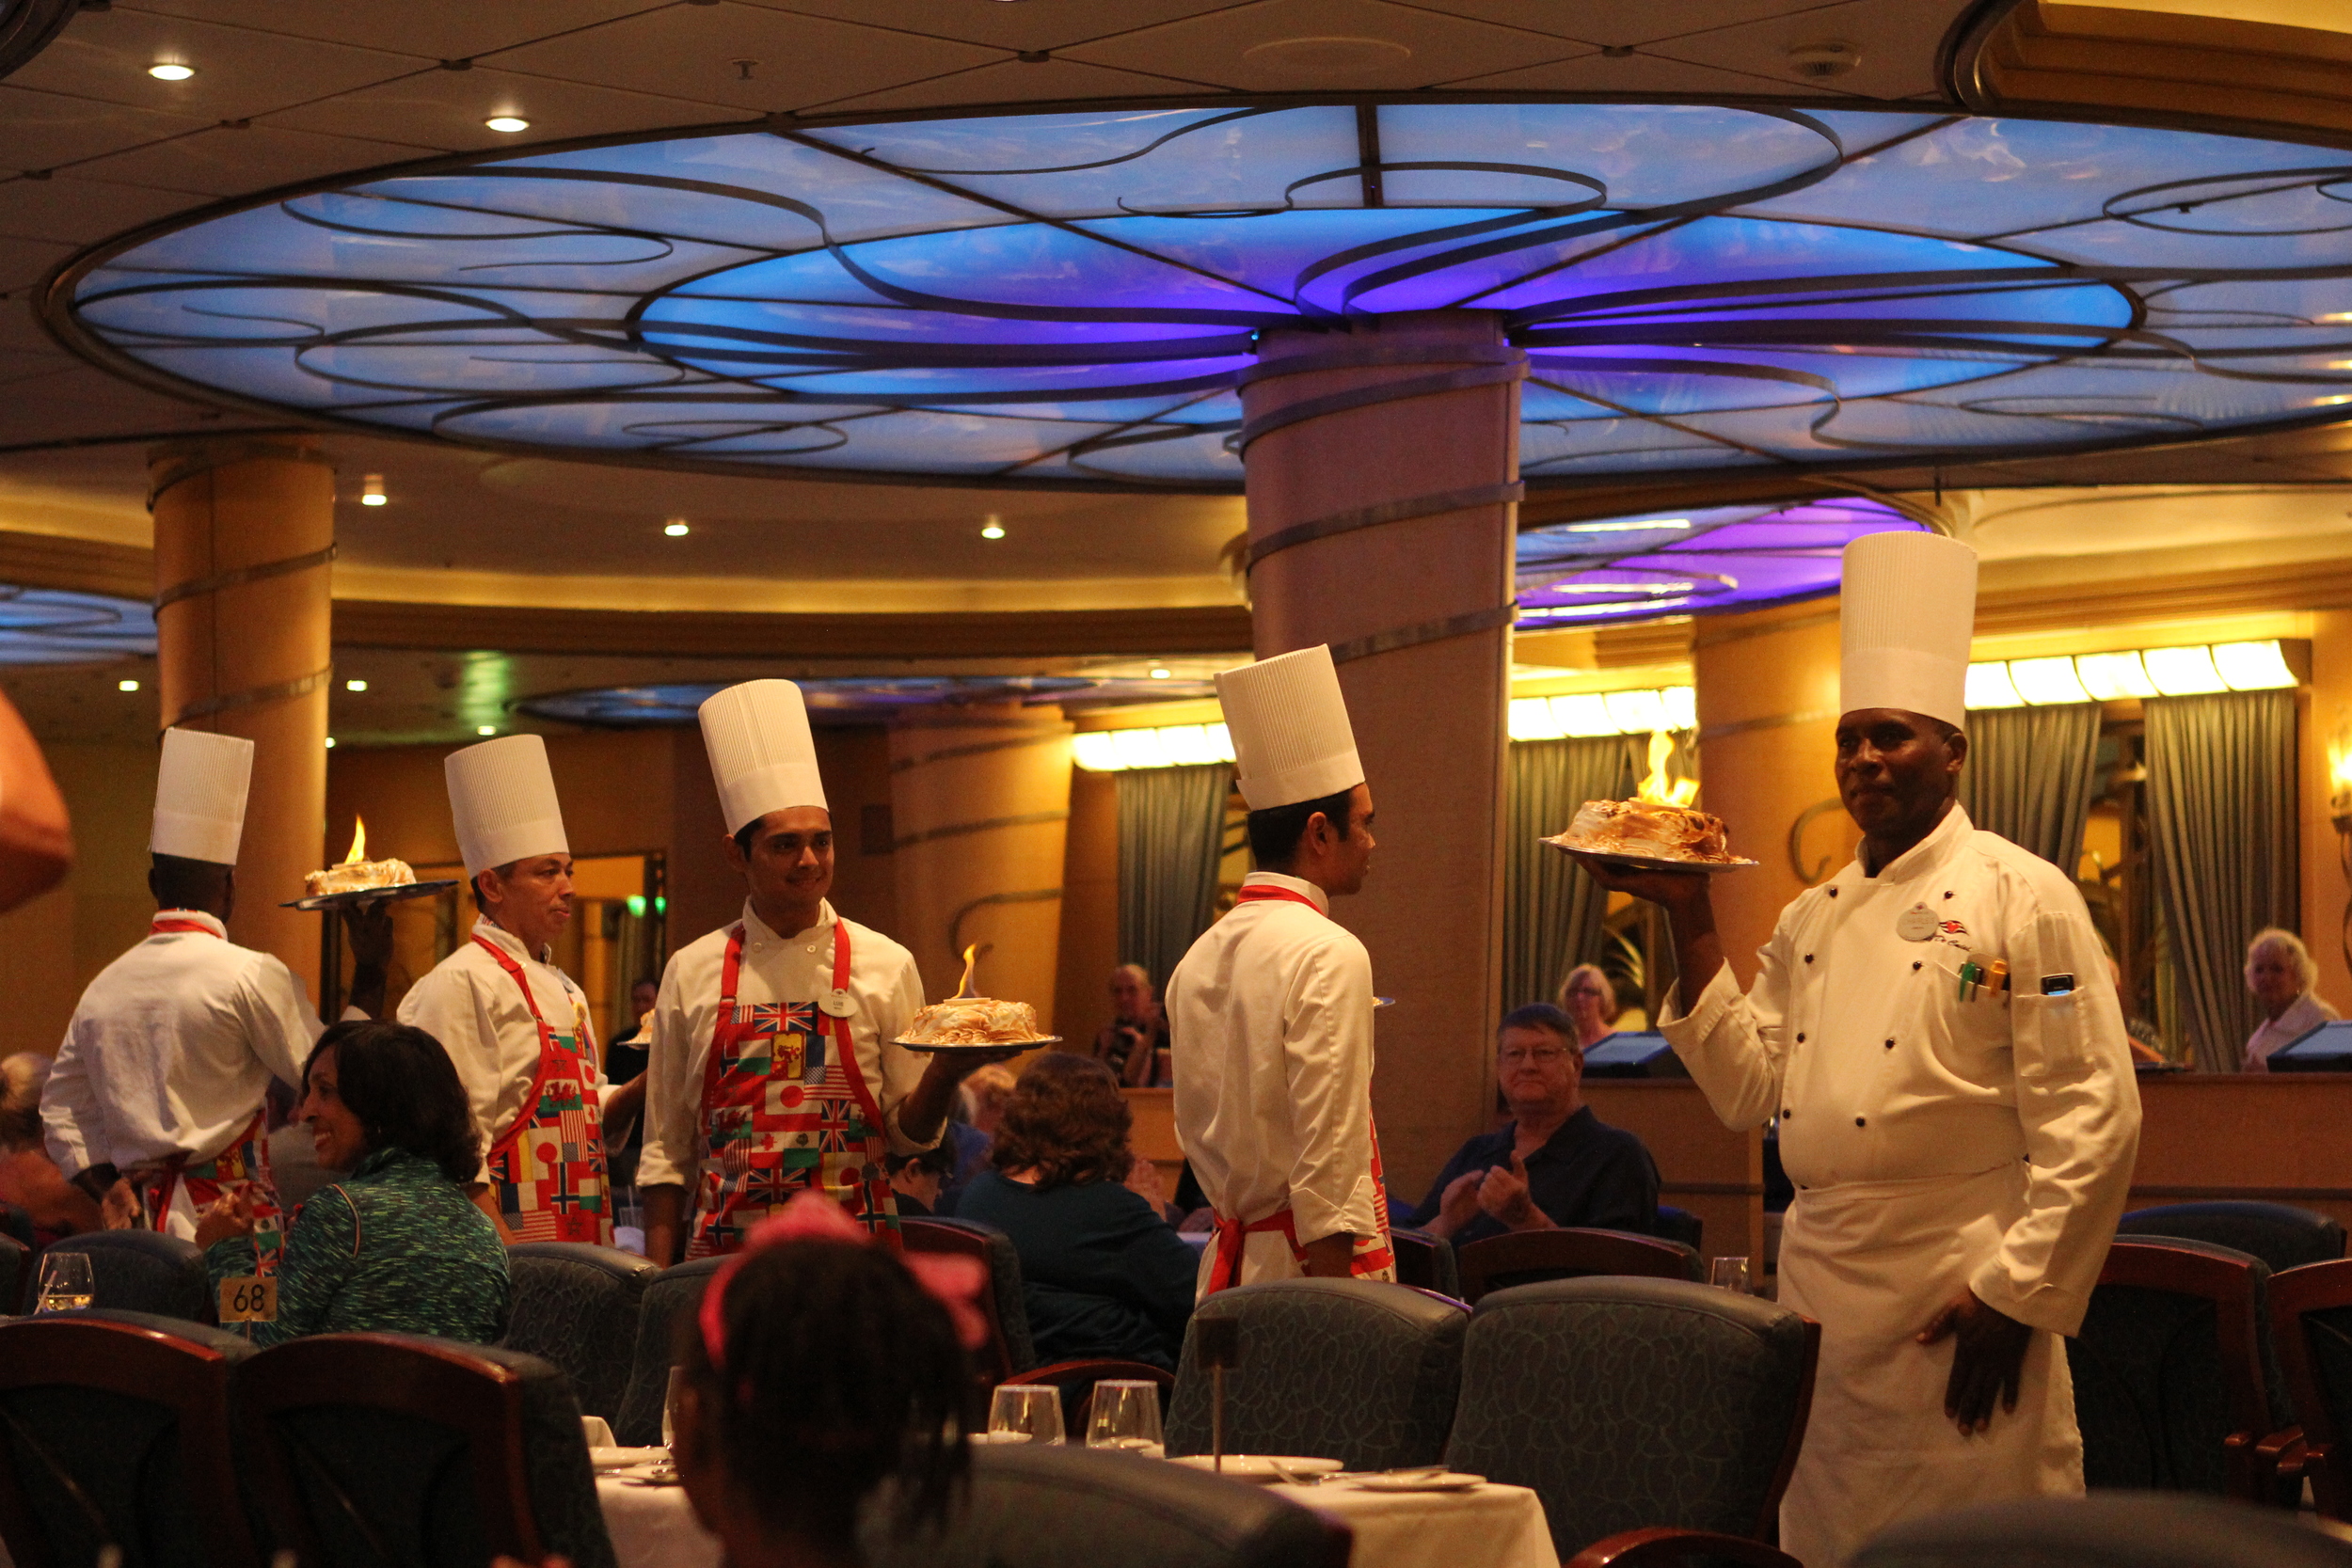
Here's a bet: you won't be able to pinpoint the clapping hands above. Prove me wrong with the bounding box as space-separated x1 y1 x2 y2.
194 1185 259 1249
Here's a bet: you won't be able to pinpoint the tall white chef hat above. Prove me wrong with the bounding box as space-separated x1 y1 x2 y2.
1839 529 1979 730
445 734 569 878
1215 644 1364 811
699 679 827 836
151 727 253 865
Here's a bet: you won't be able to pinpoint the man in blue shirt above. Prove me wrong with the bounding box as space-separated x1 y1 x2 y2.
1409 1003 1658 1245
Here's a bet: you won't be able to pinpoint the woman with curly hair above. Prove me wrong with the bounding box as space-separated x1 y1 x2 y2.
195 1019 508 1346
948 1052 1197 1370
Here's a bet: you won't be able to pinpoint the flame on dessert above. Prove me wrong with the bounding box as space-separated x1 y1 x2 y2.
341 817 367 864
1634 732 1699 809
955 942 978 999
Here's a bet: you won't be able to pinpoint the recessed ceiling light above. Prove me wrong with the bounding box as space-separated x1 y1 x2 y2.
345 678 368 692
147 62 195 81
360 473 387 506
980 515 1006 540
476 724 497 736
325 736 337 750
118 678 139 692
485 116 530 134
1149 667 1171 679
663 519 690 536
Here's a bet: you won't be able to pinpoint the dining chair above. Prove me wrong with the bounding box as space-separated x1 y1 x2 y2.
2267 1257 2352 1520
1446 1275 1817 1566
0 1309 262 1568
0 1200 33 1250
1455 1227 1704 1304
0 1232 24 1312
866 1442 1349 1568
902 1216 1039 1387
238 1331 616 1568
2071 1236 2297 1501
613 1256 724 1448
999 1359 1174 1440
2121 1201 2346 1275
1389 1227 1461 1299
1850 1492 2352 1568
27 1231 211 1322
502 1242 660 1426
1163 1278 1468 1470
1653 1205 1704 1255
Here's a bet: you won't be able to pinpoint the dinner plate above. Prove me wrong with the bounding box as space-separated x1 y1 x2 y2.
281 879 460 911
1539 835 1756 872
1349 1471 1486 1492
895 1035 1061 1053
1168 1454 1343 1482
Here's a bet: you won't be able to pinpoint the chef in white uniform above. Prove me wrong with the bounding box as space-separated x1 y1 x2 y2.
398 735 641 1244
639 680 1000 1264
1167 644 1393 1299
1578 531 2141 1567
45 728 386 1278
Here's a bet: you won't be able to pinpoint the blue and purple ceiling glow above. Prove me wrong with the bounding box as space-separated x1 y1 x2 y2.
59 103 2352 488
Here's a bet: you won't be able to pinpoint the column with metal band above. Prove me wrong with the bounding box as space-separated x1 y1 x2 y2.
148 437 335 990
887 704 1073 1032
1239 310 1522 1195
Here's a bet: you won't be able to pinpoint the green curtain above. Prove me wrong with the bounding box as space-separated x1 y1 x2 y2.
1116 764 1232 996
1503 736 1640 1010
1958 702 2103 873
2144 689 2299 1073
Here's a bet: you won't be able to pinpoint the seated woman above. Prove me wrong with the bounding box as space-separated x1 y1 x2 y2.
950 1053 1198 1370
2242 927 2340 1072
196 1019 508 1346
0 1053 102 1245
1558 963 1621 1049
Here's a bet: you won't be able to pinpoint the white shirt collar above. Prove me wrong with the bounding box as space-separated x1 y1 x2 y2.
741 898 837 948
152 908 226 939
1240 870 1330 916
470 914 547 965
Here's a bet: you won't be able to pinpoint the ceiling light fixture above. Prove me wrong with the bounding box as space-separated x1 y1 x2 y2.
325 736 337 750
980 515 1006 540
663 518 690 536
485 116 530 134
345 678 368 692
1967 640 2302 708
359 474 386 506
1560 518 1691 533
147 62 194 80
1149 667 1171 679
476 724 497 736
1506 686 1696 741
1073 722 1235 772
118 678 139 691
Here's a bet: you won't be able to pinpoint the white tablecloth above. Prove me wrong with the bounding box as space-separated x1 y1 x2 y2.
597 1470 1555 1568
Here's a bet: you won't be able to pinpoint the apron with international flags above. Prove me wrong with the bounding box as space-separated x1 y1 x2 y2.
687 919 898 1258
137 916 285 1276
474 935 612 1244
1202 883 1395 1295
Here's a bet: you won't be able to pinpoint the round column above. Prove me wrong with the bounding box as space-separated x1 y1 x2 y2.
148 438 336 991
1240 310 1523 1194
1691 600 1856 983
888 703 1073 1027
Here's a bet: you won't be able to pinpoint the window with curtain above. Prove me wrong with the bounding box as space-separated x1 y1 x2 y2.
2144 689 2299 1073
1502 736 1639 1010
1958 702 2103 873
1116 763 1233 998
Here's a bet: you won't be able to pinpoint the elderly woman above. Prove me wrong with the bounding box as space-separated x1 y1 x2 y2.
1558 963 1620 1050
0 1053 101 1245
2242 927 2340 1073
197 1020 508 1345
948 1053 1197 1370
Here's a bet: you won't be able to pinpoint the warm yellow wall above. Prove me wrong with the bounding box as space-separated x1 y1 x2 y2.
0 741 164 1059
2303 610 2352 1012
1053 767 1120 1055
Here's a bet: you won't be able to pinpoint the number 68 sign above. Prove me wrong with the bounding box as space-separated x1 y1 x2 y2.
218 1275 278 1323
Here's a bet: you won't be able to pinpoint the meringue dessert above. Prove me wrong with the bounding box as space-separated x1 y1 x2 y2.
901 996 1049 1046
1554 799 1738 863
305 858 418 897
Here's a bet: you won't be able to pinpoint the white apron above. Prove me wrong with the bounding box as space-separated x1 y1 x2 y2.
1778 1160 2083 1568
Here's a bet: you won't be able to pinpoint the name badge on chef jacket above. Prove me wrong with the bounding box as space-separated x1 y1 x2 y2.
818 988 855 1019
1896 904 1938 942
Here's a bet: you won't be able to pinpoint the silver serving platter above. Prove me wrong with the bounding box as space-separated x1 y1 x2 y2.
893 1035 1060 1054
1540 833 1756 871
282 879 459 911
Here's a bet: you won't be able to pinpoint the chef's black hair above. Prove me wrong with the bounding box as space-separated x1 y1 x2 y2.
150 852 231 915
306 1019 480 1182
469 860 518 910
673 1235 967 1557
1246 786 1357 870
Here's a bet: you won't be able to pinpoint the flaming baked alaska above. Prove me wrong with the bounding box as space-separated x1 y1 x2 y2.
901 996 1049 1046
1557 799 1735 863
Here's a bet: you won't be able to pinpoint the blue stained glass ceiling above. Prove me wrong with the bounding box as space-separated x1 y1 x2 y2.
54 102 2352 489
0 587 156 663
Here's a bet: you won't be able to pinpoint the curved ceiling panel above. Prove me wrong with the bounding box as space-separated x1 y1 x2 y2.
0 584 156 663
56 102 2352 490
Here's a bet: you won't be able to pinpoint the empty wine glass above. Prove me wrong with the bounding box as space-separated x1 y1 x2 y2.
34 1252 93 1314
1708 1256 1752 1295
1085 1380 1165 1451
660 1366 686 1456
987 1384 1065 1446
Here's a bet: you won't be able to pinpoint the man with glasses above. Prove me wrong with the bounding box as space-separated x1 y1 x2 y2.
1406 1003 1658 1245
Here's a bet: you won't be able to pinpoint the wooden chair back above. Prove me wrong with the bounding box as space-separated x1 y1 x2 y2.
2267 1257 2352 1519
1457 1227 1703 1304
902 1217 1032 1386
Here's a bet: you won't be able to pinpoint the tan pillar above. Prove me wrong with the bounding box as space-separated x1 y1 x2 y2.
1241 312 1520 1194
2302 610 2352 1009
148 439 335 991
888 704 1073 1026
1691 600 1857 985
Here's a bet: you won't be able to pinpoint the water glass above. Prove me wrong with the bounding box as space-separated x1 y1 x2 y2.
660 1366 686 1452
1085 1379 1165 1451
34 1252 93 1314
987 1384 1065 1446
1708 1256 1753 1295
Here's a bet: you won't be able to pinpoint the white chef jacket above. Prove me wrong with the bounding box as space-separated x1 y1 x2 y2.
2244 990 2339 1072
1662 802 2140 1567
638 899 935 1191
396 916 611 1185
1166 870 1390 1296
43 910 324 1180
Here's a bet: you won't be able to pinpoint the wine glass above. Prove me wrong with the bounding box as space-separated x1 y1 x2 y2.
987 1384 1065 1446
1708 1256 1752 1295
34 1253 93 1314
1085 1380 1164 1451
660 1367 686 1458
